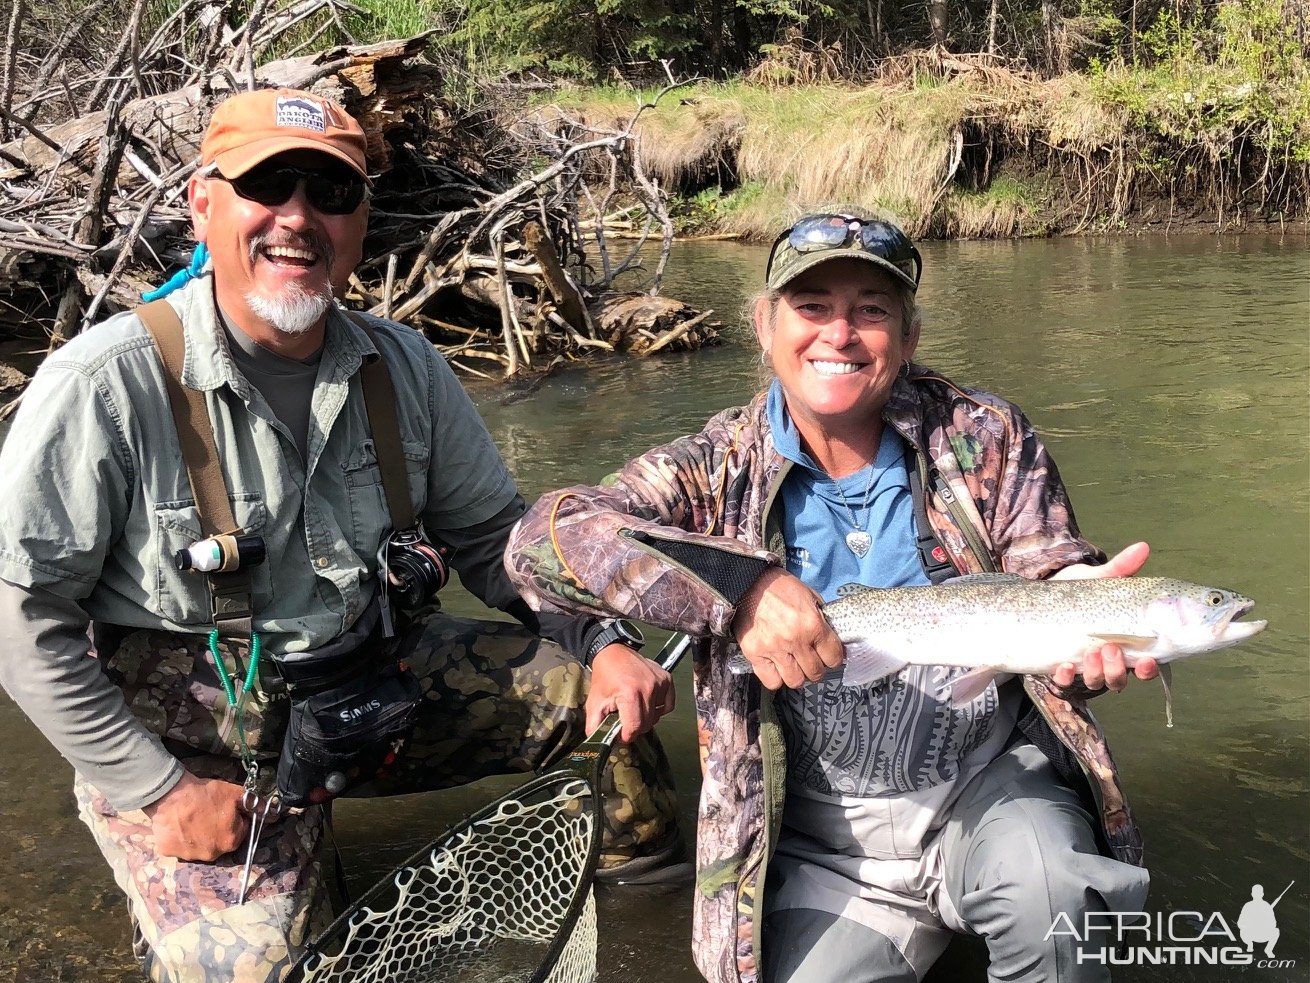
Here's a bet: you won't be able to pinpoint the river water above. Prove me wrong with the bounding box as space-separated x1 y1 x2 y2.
0 235 1306 983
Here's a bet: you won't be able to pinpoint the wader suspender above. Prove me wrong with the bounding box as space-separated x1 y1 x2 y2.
346 313 417 530
139 299 255 640
136 302 417 639
904 444 994 583
139 302 416 892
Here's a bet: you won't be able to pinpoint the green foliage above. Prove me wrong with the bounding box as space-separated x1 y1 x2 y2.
402 0 866 80
1215 0 1304 84
935 176 1051 238
1087 0 1309 165
347 0 448 42
670 186 728 233
981 176 1044 205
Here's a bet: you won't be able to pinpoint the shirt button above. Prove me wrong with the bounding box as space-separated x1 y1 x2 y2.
315 556 330 569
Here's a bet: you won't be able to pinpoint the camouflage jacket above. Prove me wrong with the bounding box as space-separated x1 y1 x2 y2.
505 365 1144 983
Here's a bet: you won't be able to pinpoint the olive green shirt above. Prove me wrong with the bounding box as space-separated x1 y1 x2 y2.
0 275 516 807
0 274 514 649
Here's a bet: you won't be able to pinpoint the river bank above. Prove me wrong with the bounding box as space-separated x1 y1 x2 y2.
522 55 1309 240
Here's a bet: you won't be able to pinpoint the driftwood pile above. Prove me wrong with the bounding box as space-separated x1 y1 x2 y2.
0 4 719 407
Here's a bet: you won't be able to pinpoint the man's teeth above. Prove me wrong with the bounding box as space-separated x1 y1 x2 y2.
263 245 318 262
811 360 863 375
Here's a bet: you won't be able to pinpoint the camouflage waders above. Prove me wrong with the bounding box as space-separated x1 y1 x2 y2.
79 605 681 983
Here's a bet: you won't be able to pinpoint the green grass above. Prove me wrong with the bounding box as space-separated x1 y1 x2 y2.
933 176 1051 238
346 0 448 43
533 57 1307 237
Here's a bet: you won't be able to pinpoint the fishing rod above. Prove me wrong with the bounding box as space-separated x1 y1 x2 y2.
1270 880 1295 908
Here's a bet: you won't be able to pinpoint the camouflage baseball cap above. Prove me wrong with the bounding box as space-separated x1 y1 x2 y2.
765 214 922 293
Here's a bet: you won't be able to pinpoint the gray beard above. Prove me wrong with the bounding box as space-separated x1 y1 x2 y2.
244 282 332 336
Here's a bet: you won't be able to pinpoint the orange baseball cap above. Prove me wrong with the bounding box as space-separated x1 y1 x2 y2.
201 88 369 180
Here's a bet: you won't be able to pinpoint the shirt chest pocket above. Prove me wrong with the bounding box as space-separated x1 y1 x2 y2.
342 438 430 563
153 494 273 626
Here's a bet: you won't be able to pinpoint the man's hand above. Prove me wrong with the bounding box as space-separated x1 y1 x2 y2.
731 567 843 690
586 644 675 742
143 770 249 861
1051 541 1160 692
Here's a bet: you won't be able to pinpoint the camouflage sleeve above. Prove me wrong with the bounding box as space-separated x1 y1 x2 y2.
505 413 779 637
987 401 1106 579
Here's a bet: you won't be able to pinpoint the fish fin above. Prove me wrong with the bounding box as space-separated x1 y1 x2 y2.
1159 662 1175 728
943 572 1026 585
835 582 872 598
1088 632 1158 651
949 667 1001 706
840 640 908 688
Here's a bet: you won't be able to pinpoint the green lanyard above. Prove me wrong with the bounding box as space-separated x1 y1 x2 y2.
207 628 261 769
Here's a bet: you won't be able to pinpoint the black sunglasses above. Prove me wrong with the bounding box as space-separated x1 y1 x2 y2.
768 214 922 288
212 163 367 215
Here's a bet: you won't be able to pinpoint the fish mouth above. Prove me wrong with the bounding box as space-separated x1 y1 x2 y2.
1221 598 1267 639
1227 597 1255 623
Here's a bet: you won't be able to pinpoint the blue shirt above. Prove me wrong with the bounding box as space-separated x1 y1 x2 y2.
766 380 929 602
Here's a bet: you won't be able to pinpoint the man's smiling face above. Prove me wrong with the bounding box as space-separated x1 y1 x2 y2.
190 149 367 341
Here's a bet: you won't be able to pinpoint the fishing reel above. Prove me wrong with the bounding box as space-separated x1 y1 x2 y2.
377 527 449 613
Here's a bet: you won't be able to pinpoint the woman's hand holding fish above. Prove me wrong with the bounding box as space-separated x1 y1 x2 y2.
1051 541 1160 692
1051 540 1152 583
732 567 844 689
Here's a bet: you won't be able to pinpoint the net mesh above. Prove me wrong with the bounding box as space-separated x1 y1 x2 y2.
298 774 599 983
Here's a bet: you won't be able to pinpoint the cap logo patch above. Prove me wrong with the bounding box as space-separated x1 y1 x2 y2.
275 95 326 132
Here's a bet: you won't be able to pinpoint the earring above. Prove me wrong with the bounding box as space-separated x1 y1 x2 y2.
760 350 771 367
898 361 911 379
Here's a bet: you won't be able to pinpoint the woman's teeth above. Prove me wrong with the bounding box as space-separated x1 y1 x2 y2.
811 360 863 375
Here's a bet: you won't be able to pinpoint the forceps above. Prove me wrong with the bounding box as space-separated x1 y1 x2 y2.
238 788 278 904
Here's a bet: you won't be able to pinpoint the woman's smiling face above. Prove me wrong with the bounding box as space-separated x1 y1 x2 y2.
756 256 919 440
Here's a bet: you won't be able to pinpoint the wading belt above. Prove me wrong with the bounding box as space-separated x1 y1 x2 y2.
136 302 416 639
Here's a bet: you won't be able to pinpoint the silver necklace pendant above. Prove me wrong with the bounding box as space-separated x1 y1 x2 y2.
833 465 877 559
845 530 873 558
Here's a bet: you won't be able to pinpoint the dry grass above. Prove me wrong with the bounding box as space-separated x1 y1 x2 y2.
1041 75 1133 147
931 179 1043 238
525 59 1307 238
730 85 971 236
635 98 748 193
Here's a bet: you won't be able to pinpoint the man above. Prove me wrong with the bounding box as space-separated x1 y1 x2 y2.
0 88 680 982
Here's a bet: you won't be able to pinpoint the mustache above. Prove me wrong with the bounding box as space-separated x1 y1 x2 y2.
248 230 335 271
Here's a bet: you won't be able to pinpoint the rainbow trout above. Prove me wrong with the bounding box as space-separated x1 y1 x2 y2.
734 574 1266 726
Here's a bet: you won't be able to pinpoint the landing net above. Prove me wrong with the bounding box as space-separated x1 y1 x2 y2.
294 773 599 983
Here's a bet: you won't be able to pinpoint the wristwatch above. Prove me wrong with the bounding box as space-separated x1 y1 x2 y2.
585 618 645 666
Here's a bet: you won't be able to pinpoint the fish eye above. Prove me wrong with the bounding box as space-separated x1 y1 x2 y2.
1206 590 1224 606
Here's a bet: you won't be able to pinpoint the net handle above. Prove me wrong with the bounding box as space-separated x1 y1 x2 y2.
287 632 695 983
586 631 695 758
523 631 692 983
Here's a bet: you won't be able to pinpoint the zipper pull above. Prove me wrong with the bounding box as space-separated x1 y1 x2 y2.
379 593 395 639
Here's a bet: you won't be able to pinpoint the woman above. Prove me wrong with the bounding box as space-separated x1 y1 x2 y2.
505 213 1157 983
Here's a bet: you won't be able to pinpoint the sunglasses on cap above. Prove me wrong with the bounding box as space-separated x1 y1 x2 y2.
766 214 922 291
210 162 368 215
